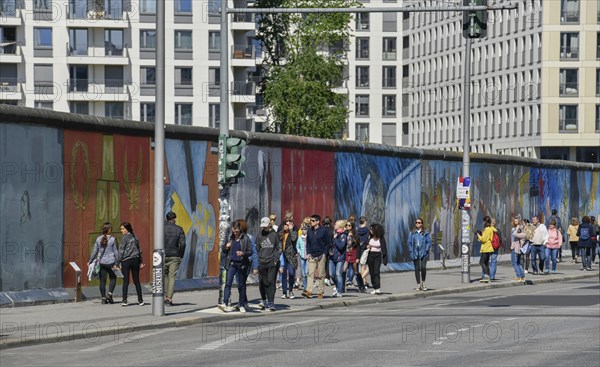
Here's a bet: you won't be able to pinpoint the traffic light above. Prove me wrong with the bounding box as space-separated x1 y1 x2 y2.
218 135 246 185
463 0 487 39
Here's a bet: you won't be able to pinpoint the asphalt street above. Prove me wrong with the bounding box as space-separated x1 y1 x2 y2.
2 278 598 367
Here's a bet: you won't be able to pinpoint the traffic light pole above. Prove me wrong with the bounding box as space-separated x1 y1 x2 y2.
461 37 472 284
218 0 231 305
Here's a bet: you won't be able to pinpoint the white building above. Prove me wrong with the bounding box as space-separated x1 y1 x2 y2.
0 0 260 130
401 0 600 162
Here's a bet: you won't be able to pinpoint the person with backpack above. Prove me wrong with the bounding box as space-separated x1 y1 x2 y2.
529 216 548 275
489 218 501 280
577 216 595 271
477 216 495 283
88 222 119 304
545 219 563 273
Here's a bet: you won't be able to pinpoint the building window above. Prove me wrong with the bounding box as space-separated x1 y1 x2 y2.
105 29 123 56
356 37 369 59
561 0 580 23
597 68 600 95
34 27 52 48
174 0 192 13
382 95 396 117
34 101 52 109
175 67 192 86
33 0 51 11
34 64 53 94
382 37 397 60
355 95 369 117
68 65 88 92
105 102 124 119
383 66 396 88
382 123 396 145
356 12 369 30
140 103 155 122
559 69 578 96
175 103 192 125
382 12 397 32
559 105 578 132
68 28 88 55
209 103 220 128
209 31 220 51
560 32 579 60
141 0 156 13
174 30 192 50
140 30 157 49
140 67 156 85
209 67 220 96
355 123 369 142
596 104 600 132
70 101 89 115
355 66 369 88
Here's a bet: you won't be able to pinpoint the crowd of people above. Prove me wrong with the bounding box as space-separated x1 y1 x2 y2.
479 210 600 283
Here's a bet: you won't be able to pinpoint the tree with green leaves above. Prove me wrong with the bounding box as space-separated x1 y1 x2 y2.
255 0 359 139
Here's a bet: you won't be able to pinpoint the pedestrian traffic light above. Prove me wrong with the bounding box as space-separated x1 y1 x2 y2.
463 0 487 39
219 136 246 185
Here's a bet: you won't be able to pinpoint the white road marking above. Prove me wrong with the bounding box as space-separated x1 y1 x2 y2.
196 318 326 350
79 327 180 352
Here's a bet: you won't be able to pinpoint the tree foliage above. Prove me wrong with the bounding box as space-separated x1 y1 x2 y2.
255 0 358 138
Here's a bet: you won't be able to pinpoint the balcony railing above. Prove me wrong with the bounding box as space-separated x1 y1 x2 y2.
208 83 220 96
231 45 255 59
382 51 396 60
0 41 18 55
0 0 20 16
232 81 256 96
0 78 19 93
559 82 579 96
559 118 578 132
383 78 396 88
68 3 124 20
68 79 89 92
561 11 579 23
560 46 579 60
232 13 254 22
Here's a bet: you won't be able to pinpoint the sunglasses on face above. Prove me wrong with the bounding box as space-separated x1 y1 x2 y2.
415 221 422 224
310 219 318 222
345 223 351 227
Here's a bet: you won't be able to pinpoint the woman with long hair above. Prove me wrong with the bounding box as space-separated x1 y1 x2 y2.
88 222 118 304
331 219 348 297
344 221 364 292
118 222 144 306
408 217 432 291
567 217 580 263
221 219 253 312
363 223 387 295
279 218 298 299
510 217 526 281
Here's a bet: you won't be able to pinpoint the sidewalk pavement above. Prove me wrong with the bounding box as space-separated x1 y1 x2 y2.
1 260 597 350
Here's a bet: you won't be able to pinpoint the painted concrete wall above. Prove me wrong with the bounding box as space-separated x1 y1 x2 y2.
1 120 598 291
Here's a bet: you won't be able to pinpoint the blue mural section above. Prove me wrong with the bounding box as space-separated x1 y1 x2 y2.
334 153 419 268
0 124 64 291
165 139 216 279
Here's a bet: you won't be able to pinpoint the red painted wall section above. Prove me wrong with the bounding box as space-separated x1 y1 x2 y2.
63 131 151 287
281 149 335 220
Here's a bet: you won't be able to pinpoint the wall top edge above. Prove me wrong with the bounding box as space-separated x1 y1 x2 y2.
1 105 597 171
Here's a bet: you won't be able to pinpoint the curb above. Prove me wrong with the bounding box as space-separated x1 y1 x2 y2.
1 272 597 350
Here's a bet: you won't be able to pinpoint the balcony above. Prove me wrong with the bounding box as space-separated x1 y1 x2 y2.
66 43 129 65
559 82 578 97
232 81 256 96
207 83 220 97
560 46 579 60
559 118 578 133
233 13 255 23
561 11 579 24
382 51 396 61
68 3 125 20
0 78 20 98
231 45 255 59
66 79 130 100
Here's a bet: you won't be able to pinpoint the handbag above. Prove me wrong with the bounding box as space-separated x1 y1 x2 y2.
359 248 370 265
520 241 530 254
92 246 107 277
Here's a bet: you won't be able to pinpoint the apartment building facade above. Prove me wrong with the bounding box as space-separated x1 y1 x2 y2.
0 0 261 130
401 0 600 162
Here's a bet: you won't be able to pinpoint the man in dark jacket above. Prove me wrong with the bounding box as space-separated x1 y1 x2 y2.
256 217 281 311
302 214 331 299
164 212 186 306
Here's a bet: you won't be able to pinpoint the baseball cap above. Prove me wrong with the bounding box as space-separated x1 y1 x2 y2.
260 217 270 228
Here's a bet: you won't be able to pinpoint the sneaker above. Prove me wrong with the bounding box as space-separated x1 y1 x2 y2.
269 305 276 312
217 303 226 311
224 305 234 312
332 290 338 297
551 270 557 274
301 291 312 298
415 286 422 291
102 298 108 304
370 289 381 295
421 284 428 291
281 294 288 299
164 299 173 306
335 293 343 298
121 301 128 307
239 306 246 313
317 293 324 299
107 293 114 304
258 300 266 310
289 292 295 299
324 279 331 286
512 277 522 281
139 301 144 306
524 270 529 274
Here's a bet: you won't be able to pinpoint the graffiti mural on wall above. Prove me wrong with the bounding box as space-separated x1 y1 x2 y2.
334 153 419 269
164 139 218 278
63 130 152 287
0 124 64 291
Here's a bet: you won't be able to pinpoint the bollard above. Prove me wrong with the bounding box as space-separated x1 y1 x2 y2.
69 262 82 302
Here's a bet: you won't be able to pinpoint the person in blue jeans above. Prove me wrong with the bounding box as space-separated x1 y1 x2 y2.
510 218 527 281
408 217 432 291
331 219 348 297
529 216 548 274
237 220 257 312
488 218 501 280
279 219 298 299
295 222 309 291
220 219 253 313
544 220 563 273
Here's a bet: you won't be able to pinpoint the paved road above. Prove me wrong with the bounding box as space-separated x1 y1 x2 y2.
3 278 598 367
